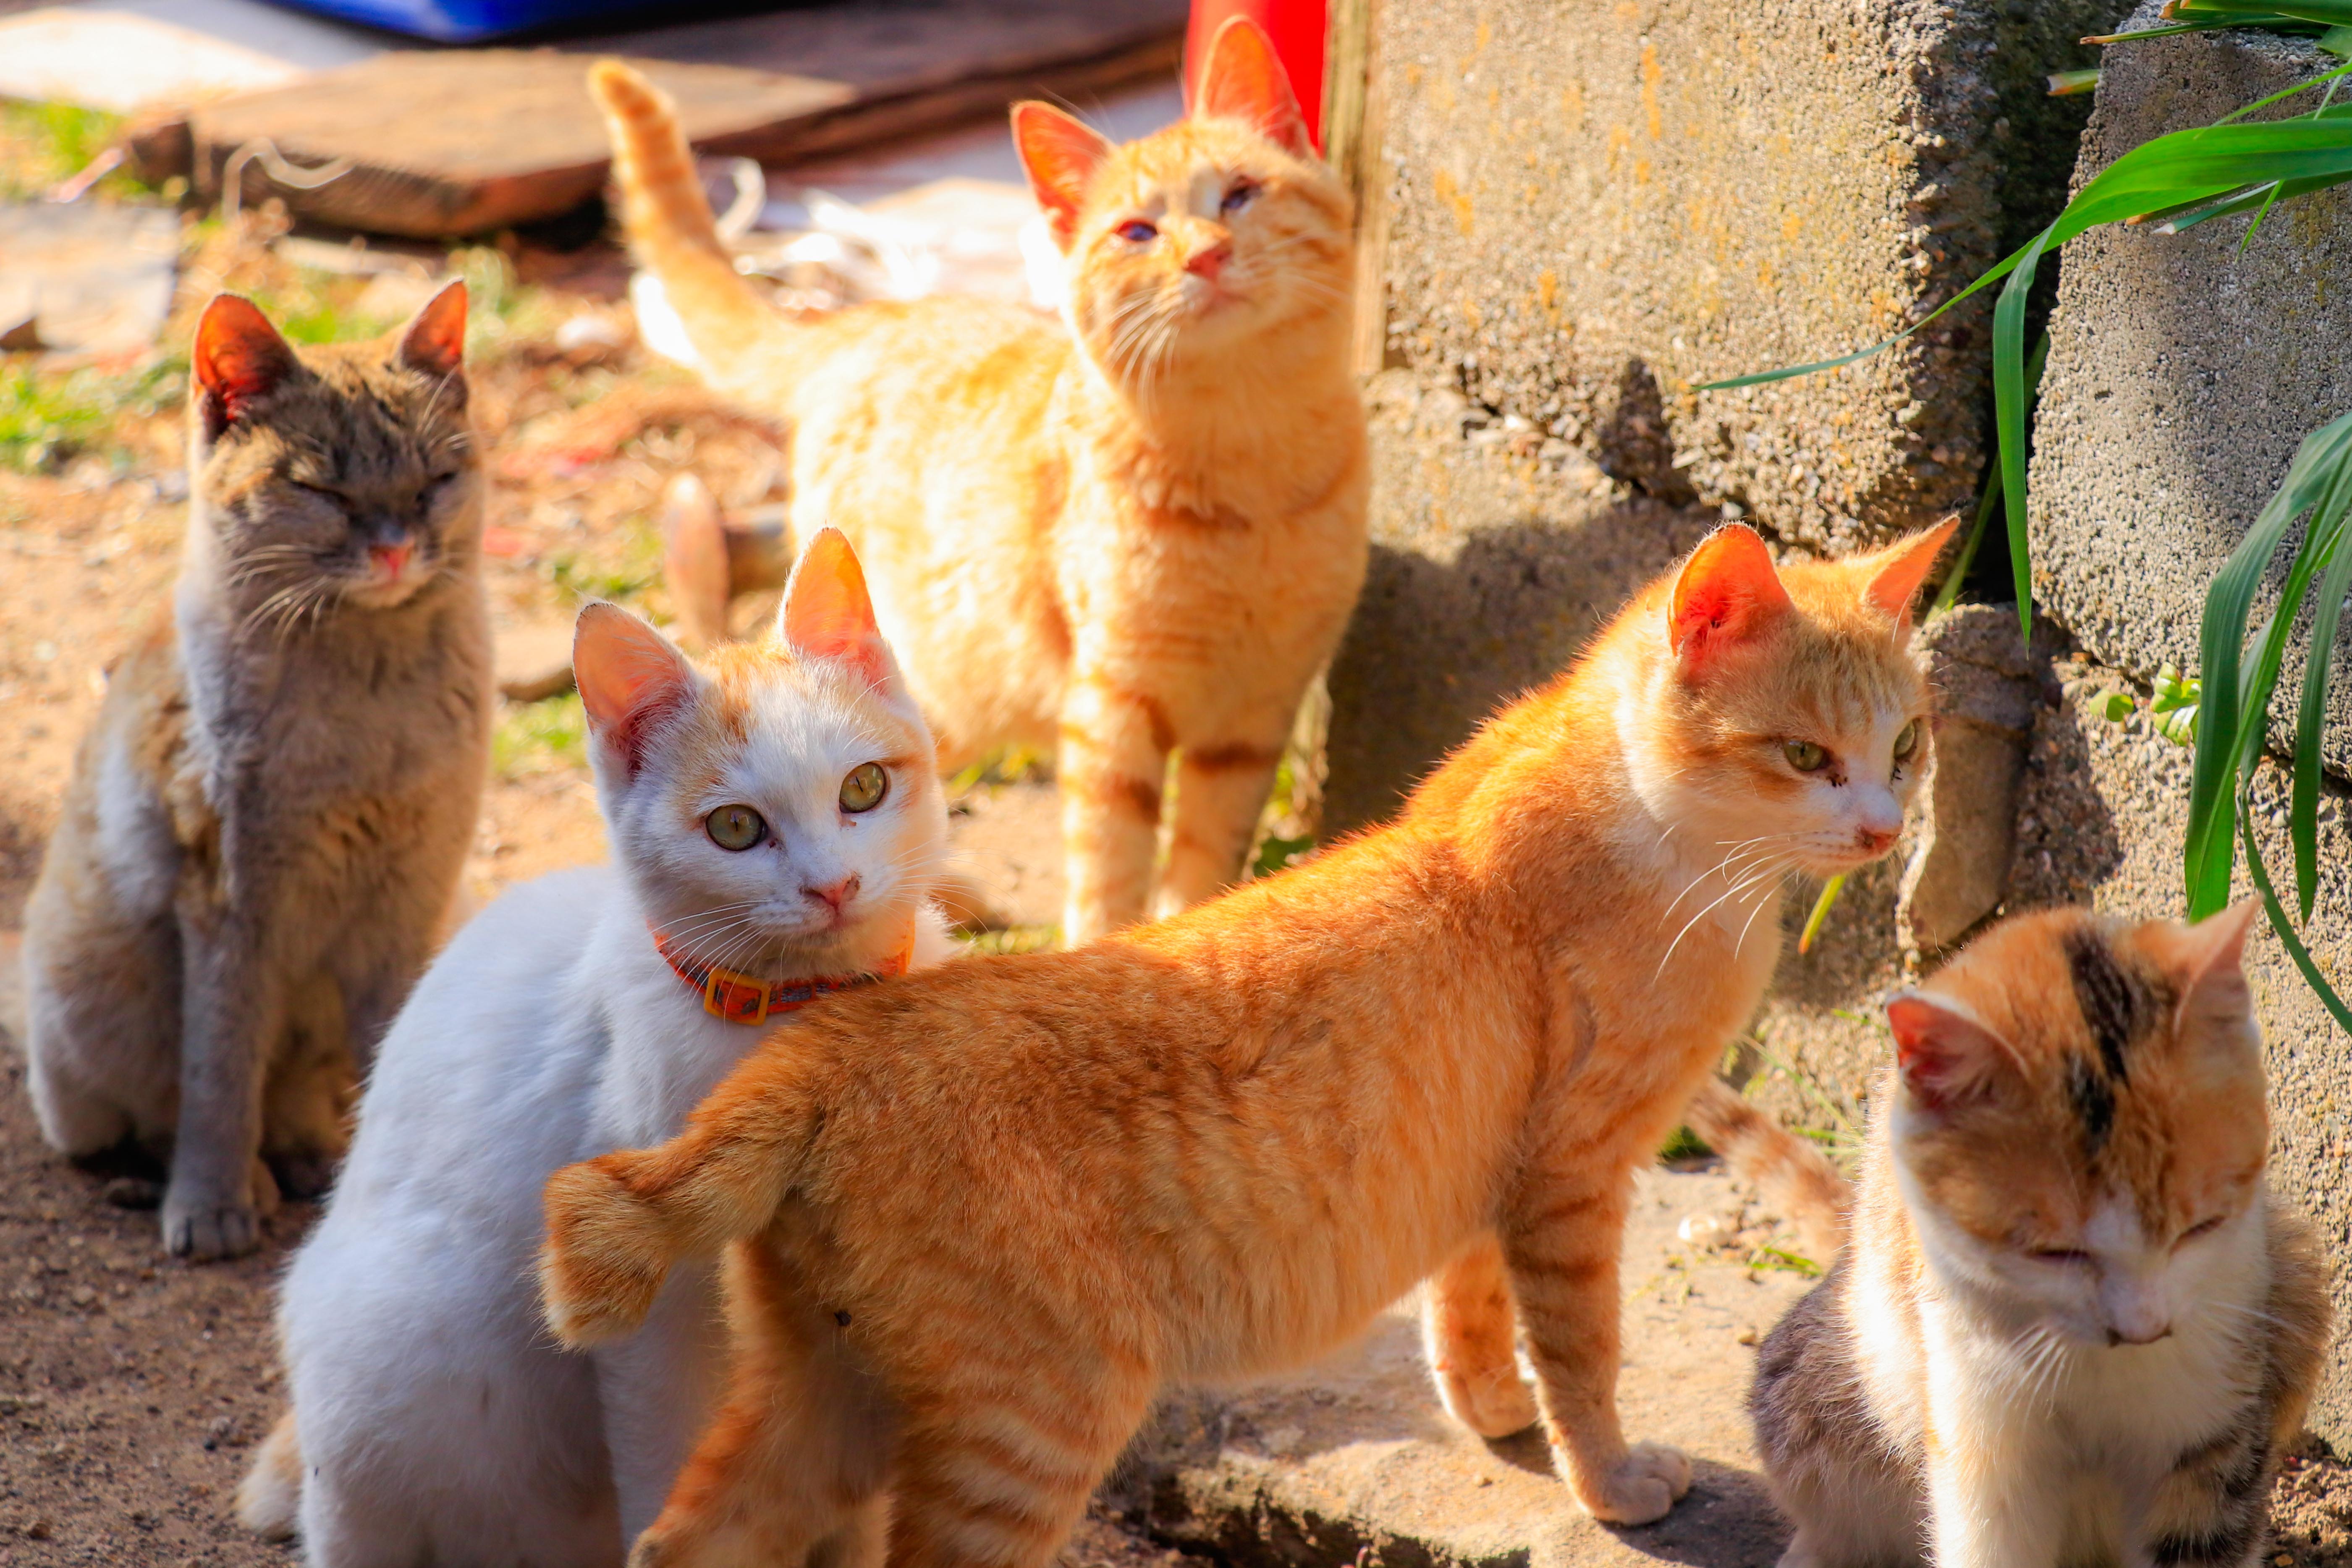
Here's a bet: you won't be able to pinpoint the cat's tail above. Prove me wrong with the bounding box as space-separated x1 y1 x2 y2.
234 1411 302 1539
540 1042 825 1347
587 59 788 398
1684 1078 1849 1267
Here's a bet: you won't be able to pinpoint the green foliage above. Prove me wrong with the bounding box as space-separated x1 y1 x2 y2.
959 926 1061 955
546 524 664 608
1658 1123 1711 1162
493 692 587 779
2185 409 2352 1031
0 358 183 476
0 101 146 201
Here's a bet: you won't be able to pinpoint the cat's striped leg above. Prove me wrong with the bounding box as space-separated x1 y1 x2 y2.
1502 1173 1691 1524
2139 1408 2276 1568
882 1355 1152 1568
1421 1232 1540 1438
1058 671 1170 943
630 1246 890 1568
1154 737 1285 919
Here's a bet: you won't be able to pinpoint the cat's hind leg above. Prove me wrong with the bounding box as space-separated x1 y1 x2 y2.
1421 1232 1540 1438
21 838 181 1160
631 1244 893 1568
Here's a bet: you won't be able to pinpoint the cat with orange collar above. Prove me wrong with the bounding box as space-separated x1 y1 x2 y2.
238 531 956 1566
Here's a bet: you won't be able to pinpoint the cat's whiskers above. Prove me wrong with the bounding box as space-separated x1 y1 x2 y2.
1656 851 1795 979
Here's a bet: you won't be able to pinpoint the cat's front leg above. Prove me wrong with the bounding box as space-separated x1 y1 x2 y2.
1422 1232 1540 1438
163 907 287 1259
1501 1172 1691 1523
1153 732 1286 919
1919 1420 2064 1568
1056 668 1170 942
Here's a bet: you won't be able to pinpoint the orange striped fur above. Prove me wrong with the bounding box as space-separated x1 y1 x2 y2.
539 523 1952 1565
588 18 1367 942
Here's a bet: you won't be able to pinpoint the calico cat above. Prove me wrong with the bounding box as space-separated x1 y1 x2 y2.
22 285 490 1261
535 519 1954 1568
236 531 958 1565
589 15 1368 943
1704 904 2330 1568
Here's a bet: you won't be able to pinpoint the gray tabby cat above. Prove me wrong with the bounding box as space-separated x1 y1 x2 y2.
22 284 492 1261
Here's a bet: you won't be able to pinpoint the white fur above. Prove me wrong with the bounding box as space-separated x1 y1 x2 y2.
274 614 955 1566
1797 1148 2278 1568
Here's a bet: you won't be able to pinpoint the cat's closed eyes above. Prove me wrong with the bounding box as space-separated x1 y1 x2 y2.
23 285 492 1260
1700 903 2332 1568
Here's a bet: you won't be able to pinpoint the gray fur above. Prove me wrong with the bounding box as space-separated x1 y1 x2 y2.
22 288 491 1260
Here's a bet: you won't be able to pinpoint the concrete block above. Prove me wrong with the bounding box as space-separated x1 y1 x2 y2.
2029 12 2352 772
1323 370 1721 835
2008 657 2352 1445
1125 1166 1811 1568
1370 0 2127 554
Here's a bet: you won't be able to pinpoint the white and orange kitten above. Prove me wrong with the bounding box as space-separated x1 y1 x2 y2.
237 531 955 1565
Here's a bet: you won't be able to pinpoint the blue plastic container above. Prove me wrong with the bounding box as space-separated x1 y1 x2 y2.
269 0 664 42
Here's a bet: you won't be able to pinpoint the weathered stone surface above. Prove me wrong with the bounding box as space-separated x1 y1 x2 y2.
1124 1166 1810 1568
1323 371 1721 834
1894 605 2067 953
2005 658 2352 1444
2029 13 2352 775
1372 0 2126 554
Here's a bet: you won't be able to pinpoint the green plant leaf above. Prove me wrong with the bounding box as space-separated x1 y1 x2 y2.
2188 417 2352 917
2238 791 2352 1034
1798 875 1844 955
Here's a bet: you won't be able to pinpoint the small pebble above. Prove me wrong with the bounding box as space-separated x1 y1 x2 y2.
1736 1326 1759 1345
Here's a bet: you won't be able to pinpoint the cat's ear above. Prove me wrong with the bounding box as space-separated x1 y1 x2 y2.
1862 516 1961 641
574 602 697 780
1192 14 1312 157
1885 989 2015 1112
1668 524 1793 663
779 527 891 689
193 294 299 443
397 280 469 382
1012 102 1114 251
2150 899 2261 1041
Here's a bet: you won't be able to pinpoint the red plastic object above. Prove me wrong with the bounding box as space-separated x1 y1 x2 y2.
1184 0 1327 149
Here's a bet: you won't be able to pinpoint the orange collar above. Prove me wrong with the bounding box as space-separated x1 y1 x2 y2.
649 921 914 1026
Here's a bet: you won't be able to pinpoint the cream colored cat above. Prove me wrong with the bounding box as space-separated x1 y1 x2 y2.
590 16 1367 942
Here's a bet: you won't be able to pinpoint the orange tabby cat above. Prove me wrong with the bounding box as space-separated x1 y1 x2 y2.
588 18 1367 942
539 520 1954 1567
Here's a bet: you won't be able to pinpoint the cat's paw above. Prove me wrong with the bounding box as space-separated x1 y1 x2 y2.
267 1149 338 1202
1569 1441 1692 1525
162 1196 263 1261
1434 1359 1540 1438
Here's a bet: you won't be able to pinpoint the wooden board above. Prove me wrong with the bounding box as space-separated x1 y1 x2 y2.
186 0 1186 241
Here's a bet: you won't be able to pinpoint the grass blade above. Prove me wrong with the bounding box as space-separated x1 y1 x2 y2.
2187 414 2352 914
1798 875 1845 955
1993 229 2054 639
2238 792 2352 1035
2287 439 2352 915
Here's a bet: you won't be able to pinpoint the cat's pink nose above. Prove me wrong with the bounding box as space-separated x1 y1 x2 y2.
1185 243 1231 280
1856 825 1898 855
371 542 412 579
804 874 860 913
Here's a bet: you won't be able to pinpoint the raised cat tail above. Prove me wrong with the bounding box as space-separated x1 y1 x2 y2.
1684 1079 1849 1267
538 1040 825 1347
587 60 786 398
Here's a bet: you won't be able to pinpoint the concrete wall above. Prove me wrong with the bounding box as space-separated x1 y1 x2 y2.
1326 0 2124 830
2029 13 2352 773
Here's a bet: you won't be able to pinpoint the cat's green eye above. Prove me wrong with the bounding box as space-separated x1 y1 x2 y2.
705 804 768 851
1783 740 1830 773
839 763 888 814
1893 720 1921 761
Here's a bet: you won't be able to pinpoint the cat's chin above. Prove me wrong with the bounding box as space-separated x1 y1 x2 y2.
339 573 433 611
